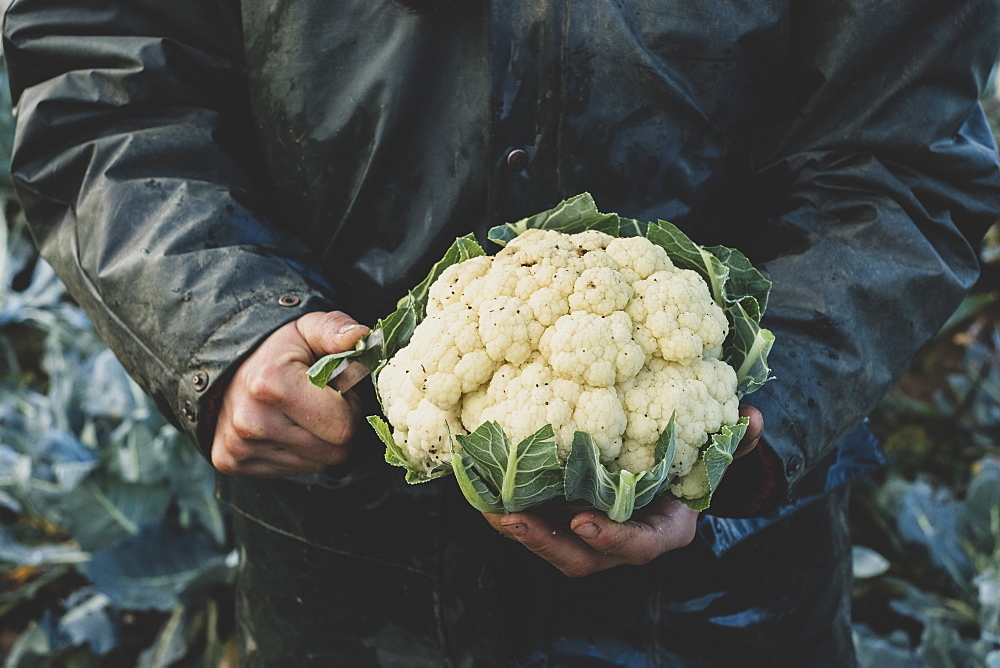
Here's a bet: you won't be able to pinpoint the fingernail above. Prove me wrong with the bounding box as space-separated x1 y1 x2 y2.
338 323 364 334
502 523 527 538
574 523 599 539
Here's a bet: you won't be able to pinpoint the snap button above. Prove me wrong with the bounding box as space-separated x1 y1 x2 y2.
192 372 209 392
786 454 803 476
505 148 529 171
278 294 301 307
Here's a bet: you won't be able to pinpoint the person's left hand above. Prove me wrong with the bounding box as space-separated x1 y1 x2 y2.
483 496 699 577
483 405 763 577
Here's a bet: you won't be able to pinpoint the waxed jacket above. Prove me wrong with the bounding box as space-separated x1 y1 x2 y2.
4 0 1000 664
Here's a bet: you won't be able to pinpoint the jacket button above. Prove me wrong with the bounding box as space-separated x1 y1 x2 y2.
182 401 196 422
192 372 209 392
278 294 301 307
505 148 529 171
786 455 802 476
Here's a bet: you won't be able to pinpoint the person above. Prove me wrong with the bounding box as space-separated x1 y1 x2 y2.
4 0 999 664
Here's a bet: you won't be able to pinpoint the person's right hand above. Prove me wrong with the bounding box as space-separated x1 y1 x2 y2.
210 311 369 477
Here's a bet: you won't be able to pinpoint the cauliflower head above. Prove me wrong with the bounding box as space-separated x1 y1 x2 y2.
376 227 738 500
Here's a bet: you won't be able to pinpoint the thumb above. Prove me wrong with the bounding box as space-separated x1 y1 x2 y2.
295 311 369 356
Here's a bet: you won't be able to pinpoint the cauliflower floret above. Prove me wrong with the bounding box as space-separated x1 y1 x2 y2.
394 303 497 410
605 236 674 284
568 266 633 315
507 263 558 299
494 228 617 276
376 347 423 428
478 296 545 366
580 249 619 271
477 228 629 318
459 387 491 436
626 268 728 362
567 229 615 252
670 459 710 500
466 359 582 458
612 356 738 474
467 261 581 311
539 311 645 387
669 442 703 478
466 267 519 309
615 439 656 474
427 255 493 314
614 437 702 478
527 286 571 326
496 228 587 270
398 398 465 469
572 387 627 461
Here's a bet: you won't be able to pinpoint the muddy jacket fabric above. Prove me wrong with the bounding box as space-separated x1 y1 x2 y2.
5 0 1000 664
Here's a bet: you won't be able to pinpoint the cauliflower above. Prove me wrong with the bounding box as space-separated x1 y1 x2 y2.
310 193 773 520
376 227 738 500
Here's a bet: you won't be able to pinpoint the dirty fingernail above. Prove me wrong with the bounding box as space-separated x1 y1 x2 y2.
502 523 528 538
574 523 599 539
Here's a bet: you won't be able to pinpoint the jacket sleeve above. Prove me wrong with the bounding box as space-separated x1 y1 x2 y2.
2 0 337 454
743 0 1000 505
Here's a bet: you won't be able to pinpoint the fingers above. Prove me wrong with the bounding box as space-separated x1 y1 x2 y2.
240 316 364 443
211 437 337 477
483 498 699 578
226 396 352 462
483 512 611 577
295 311 369 358
734 405 763 459
569 498 698 565
211 311 368 478
243 352 362 447
212 378 354 476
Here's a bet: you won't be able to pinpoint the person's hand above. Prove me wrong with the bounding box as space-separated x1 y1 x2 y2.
210 311 368 477
483 405 763 577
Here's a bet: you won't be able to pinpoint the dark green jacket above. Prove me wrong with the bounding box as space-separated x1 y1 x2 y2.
5 0 1000 663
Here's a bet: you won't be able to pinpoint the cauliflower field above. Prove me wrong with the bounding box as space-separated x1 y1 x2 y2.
310 194 774 520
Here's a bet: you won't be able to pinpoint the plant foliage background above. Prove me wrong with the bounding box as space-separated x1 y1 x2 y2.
0 51 236 667
841 75 1000 667
0 50 998 667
